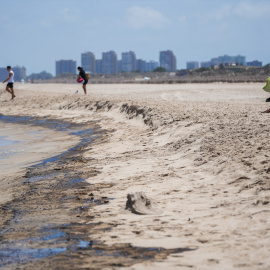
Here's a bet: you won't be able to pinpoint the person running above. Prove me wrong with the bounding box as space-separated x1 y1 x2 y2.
2 66 15 99
77 66 88 94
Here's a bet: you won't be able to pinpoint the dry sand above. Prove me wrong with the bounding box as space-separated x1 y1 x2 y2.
0 82 270 269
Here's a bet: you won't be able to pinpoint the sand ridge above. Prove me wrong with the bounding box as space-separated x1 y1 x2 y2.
0 83 269 269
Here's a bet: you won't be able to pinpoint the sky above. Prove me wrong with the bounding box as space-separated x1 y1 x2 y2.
1 0 270 75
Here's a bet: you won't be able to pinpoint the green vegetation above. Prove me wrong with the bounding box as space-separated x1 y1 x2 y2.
197 67 210 72
27 71 53 80
153 67 167 72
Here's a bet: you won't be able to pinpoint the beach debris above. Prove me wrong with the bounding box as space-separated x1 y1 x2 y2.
125 192 163 215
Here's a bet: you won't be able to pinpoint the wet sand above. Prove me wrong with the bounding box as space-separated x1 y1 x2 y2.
0 83 270 269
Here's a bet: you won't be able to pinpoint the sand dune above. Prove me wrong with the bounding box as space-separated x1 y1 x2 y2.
0 83 269 269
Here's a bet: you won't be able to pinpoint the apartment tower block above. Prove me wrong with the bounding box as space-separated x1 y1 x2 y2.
81 52 96 74
159 50 177 72
102 51 118 74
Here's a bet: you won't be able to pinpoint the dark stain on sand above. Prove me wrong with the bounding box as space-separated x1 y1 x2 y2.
0 115 194 269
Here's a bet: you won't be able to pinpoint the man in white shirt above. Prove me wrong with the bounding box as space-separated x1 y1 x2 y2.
2 66 15 99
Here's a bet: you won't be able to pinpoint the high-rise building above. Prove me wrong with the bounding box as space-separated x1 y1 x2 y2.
136 59 146 72
118 60 123 73
56 60 76 76
102 51 118 74
159 50 177 72
186 61 199 70
121 51 136 72
146 61 159 72
0 68 7 82
81 52 96 74
211 55 246 66
96 60 103 74
247 60 262 67
0 65 26 82
200 61 212 68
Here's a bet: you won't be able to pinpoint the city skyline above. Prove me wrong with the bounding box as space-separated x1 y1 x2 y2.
0 51 263 81
56 52 261 76
1 0 270 75
55 50 165 76
3 48 267 76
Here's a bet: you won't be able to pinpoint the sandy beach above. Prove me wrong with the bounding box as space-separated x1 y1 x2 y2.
0 82 270 269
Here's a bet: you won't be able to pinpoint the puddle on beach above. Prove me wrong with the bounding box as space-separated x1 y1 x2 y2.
0 227 68 267
77 240 92 248
40 229 66 241
0 247 67 267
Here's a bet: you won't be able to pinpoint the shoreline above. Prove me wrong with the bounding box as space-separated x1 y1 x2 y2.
0 119 80 206
0 120 80 175
0 83 269 269
0 116 188 269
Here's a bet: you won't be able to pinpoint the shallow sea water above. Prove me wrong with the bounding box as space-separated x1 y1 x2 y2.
0 136 18 147
0 136 21 160
0 114 83 170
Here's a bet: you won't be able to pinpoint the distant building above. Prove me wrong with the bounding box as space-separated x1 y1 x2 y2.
81 52 96 74
56 60 76 76
0 68 7 82
13 66 27 81
211 55 246 66
0 65 26 82
102 51 118 74
146 61 159 72
159 50 177 72
96 60 103 74
121 51 136 72
247 60 262 67
136 59 147 72
186 61 199 70
200 61 212 68
118 60 123 73
0 66 27 81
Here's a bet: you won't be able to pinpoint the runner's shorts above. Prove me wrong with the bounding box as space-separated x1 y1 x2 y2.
7 83 13 88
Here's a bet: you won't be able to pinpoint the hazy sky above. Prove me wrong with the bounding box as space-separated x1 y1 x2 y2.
1 0 270 75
